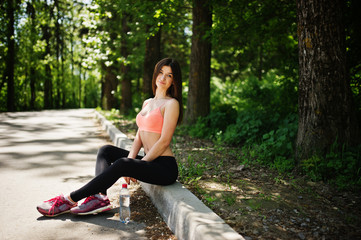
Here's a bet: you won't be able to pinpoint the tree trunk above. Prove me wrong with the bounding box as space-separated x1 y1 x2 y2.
296 0 360 161
5 0 16 111
26 1 36 110
43 24 52 109
78 63 82 108
30 67 35 109
143 25 161 99
43 2 53 109
102 66 117 110
121 64 132 114
61 43 65 108
185 0 212 123
120 15 132 114
55 0 61 108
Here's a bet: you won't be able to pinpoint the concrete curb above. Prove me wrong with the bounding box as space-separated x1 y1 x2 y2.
94 110 245 240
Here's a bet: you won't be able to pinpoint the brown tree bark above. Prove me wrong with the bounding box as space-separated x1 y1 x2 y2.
296 0 360 161
26 1 36 110
43 25 52 109
5 0 16 111
102 66 117 110
54 0 61 108
120 14 132 114
143 25 161 99
185 0 212 123
43 2 53 109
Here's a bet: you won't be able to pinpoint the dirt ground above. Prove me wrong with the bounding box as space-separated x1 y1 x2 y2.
111 117 361 240
112 183 176 240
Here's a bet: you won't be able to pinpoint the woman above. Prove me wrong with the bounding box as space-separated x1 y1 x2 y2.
37 58 183 217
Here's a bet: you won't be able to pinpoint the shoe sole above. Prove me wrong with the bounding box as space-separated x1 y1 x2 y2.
72 205 112 215
37 208 72 217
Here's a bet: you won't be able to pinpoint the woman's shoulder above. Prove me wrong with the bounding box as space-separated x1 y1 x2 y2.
164 98 179 110
142 98 153 107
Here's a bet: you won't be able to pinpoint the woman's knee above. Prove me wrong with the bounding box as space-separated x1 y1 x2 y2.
97 144 114 156
113 157 139 172
115 157 131 165
96 145 116 167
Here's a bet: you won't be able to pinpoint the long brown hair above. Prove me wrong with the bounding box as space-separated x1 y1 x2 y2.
152 58 183 124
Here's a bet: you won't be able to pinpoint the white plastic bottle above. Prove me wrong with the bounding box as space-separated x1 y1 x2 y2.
119 183 130 224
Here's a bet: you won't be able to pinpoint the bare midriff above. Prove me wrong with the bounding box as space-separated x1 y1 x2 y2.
139 131 173 156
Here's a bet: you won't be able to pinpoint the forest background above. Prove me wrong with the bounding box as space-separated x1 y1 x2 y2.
1 0 361 190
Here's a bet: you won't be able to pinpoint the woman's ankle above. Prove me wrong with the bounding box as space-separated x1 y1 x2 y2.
65 194 76 204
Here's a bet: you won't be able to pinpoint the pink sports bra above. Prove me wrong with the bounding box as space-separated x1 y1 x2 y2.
136 102 165 134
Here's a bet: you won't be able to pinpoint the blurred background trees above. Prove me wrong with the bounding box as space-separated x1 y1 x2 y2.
1 0 360 188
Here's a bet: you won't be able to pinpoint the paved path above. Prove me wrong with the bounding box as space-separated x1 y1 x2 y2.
0 109 146 240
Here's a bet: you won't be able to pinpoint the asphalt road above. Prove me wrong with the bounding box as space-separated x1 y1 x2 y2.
0 109 147 240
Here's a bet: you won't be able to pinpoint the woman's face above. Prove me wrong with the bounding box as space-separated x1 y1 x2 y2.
156 66 174 92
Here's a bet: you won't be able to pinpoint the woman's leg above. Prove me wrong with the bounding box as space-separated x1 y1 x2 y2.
94 145 144 194
37 145 149 217
70 156 178 202
95 145 130 176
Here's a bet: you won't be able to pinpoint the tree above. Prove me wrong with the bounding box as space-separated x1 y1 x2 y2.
346 0 361 114
295 0 360 161
186 0 212 123
143 26 161 99
26 1 37 109
4 0 16 111
97 1 121 110
140 0 162 100
211 0 298 83
120 13 132 114
42 1 53 109
101 66 117 110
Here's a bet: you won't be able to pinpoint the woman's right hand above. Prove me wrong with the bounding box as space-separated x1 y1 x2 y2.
123 177 137 185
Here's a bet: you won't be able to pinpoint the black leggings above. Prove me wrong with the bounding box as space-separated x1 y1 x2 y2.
70 145 178 202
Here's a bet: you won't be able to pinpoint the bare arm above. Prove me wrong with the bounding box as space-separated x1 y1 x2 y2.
142 99 179 161
127 129 143 159
127 99 150 159
124 100 150 185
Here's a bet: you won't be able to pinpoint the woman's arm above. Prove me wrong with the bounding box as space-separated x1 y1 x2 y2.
142 99 179 161
127 99 150 159
127 129 143 159
125 129 142 184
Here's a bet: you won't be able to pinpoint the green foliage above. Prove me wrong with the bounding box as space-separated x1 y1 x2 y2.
188 104 237 139
223 192 237 206
258 114 298 168
184 70 299 176
210 72 298 115
346 0 361 117
211 0 298 82
301 144 361 189
188 71 298 146
98 107 140 123
235 113 297 173
301 155 322 182
204 194 217 206
222 110 264 145
178 155 207 184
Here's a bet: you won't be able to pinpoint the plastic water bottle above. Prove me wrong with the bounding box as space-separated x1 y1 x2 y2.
119 183 130 224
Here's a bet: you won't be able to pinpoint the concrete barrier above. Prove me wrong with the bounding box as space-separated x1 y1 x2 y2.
94 110 245 240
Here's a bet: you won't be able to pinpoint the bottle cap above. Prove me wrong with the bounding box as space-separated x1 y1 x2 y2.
122 183 128 188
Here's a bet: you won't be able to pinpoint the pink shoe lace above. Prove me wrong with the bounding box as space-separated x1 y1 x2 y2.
46 195 70 215
82 195 98 204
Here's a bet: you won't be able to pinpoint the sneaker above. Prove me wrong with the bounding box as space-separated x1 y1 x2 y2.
37 194 77 217
70 194 112 215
